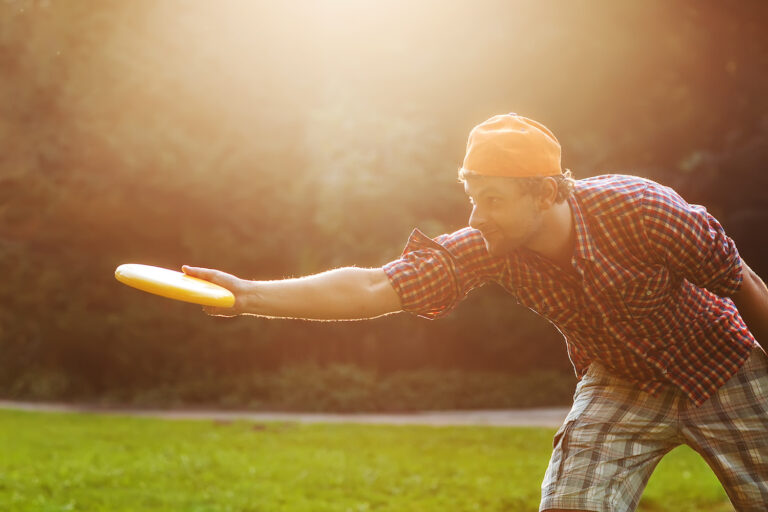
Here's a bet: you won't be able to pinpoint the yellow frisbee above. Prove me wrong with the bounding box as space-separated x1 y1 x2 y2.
115 264 235 307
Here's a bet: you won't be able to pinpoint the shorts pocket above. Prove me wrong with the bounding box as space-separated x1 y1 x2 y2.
542 420 577 496
552 420 575 481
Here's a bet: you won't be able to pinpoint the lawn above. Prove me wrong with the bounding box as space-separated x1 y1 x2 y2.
0 410 733 511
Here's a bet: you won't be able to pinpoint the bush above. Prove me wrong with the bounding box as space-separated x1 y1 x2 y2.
3 364 576 412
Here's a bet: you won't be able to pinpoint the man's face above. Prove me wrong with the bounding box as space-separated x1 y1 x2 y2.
463 177 544 256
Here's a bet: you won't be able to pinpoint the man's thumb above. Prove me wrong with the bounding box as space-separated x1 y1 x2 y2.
182 265 218 283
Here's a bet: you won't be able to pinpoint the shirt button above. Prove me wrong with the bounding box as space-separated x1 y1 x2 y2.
645 290 652 296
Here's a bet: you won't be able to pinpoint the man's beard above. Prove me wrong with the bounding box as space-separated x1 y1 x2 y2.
484 216 543 256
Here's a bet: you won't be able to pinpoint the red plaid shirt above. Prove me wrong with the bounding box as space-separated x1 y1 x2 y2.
383 174 757 406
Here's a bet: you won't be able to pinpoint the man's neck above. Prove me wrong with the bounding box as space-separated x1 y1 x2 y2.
526 200 576 268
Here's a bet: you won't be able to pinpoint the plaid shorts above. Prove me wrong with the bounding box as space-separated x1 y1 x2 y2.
540 347 768 512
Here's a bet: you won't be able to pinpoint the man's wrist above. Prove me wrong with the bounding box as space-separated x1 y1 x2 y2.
236 279 258 315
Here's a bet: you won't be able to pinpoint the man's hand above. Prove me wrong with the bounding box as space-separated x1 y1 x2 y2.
181 265 249 317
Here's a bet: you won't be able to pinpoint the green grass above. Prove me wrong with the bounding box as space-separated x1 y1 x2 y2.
0 410 733 511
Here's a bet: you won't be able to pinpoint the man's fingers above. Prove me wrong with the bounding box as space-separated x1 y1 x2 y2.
182 265 242 316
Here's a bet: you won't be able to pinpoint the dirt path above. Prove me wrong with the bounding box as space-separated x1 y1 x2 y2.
0 400 569 428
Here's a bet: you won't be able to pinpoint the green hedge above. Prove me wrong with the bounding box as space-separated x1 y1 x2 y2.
3 364 576 412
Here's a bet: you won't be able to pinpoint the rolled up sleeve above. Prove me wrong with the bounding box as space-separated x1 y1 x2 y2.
641 183 743 297
382 227 504 319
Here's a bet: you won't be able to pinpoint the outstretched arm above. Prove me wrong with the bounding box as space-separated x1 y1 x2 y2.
731 260 768 346
181 265 403 320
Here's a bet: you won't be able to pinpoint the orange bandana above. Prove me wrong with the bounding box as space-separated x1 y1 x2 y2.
461 113 562 178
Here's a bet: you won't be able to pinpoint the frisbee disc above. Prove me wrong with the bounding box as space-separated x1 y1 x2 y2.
115 264 235 307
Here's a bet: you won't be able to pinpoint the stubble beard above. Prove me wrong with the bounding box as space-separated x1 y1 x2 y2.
486 214 544 257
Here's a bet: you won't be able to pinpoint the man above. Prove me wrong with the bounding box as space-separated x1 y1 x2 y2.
183 113 768 511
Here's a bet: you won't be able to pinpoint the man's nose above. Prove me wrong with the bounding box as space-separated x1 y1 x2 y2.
469 205 485 230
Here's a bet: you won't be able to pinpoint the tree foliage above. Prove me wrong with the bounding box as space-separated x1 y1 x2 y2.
0 0 766 406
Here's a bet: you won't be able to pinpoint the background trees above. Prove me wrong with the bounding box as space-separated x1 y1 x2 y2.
1 0 766 408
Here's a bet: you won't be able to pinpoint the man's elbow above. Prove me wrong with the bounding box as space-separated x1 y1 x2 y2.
365 268 403 317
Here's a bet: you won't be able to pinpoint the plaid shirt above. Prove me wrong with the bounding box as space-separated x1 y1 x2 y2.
383 174 757 406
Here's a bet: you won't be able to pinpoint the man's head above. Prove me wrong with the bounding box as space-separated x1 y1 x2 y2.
457 113 574 256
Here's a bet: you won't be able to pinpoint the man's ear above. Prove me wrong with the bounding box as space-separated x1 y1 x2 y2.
537 177 558 210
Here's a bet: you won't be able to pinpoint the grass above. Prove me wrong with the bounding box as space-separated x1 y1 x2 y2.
0 410 733 511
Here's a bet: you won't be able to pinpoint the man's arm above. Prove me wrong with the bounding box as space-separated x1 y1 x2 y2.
731 261 768 345
181 265 403 320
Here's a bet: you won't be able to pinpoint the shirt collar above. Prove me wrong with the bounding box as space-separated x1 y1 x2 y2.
568 193 599 265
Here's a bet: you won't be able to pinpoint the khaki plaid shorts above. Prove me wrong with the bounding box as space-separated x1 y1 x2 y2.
540 347 768 512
